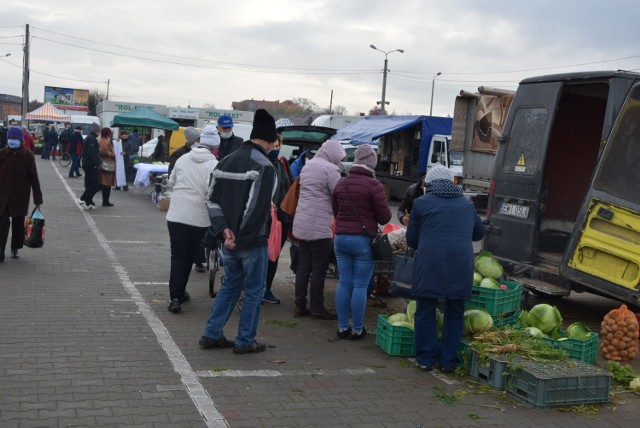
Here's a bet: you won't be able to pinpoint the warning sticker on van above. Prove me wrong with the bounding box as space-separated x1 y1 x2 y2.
515 153 526 172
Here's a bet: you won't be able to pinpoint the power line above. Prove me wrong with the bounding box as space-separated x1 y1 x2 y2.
0 57 106 84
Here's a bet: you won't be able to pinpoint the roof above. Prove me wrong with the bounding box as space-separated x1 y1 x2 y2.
333 115 452 145
24 102 71 121
110 108 179 130
0 94 22 104
520 70 640 85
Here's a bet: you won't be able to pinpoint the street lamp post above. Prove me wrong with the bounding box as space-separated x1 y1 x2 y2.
430 72 442 116
370 44 404 115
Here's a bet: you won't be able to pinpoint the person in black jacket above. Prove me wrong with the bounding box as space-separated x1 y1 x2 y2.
397 175 426 225
68 126 84 178
216 115 243 159
58 122 72 154
199 109 277 354
79 123 101 209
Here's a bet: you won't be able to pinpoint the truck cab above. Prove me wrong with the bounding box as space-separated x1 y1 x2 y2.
484 70 640 307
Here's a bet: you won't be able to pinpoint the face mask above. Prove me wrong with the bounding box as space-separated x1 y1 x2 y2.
267 149 280 161
7 139 21 149
220 131 233 139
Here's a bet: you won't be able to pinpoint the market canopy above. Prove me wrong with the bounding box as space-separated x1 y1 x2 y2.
110 108 179 130
333 115 451 146
25 102 71 122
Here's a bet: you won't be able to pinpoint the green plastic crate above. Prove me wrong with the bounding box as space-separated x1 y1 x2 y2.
375 315 415 356
492 311 521 328
469 350 515 390
506 359 611 408
466 280 523 316
542 330 599 364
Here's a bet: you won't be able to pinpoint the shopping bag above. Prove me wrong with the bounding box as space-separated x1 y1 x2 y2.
389 250 414 298
280 177 300 216
24 207 45 248
268 207 282 262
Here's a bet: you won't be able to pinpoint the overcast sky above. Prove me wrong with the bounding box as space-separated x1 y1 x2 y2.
1 0 639 119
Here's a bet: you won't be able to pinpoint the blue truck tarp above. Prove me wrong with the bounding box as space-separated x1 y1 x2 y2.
333 115 452 174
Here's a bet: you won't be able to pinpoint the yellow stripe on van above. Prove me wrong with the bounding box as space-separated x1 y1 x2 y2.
569 199 640 290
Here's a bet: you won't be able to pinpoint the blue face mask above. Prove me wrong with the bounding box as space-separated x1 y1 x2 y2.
267 149 280 161
7 139 21 149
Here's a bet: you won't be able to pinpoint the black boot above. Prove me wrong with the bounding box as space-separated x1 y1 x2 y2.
102 186 114 207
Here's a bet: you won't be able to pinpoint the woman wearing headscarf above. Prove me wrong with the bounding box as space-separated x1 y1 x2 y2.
406 165 485 373
263 133 293 304
98 127 116 207
166 125 219 313
292 139 346 319
332 144 391 339
0 127 43 261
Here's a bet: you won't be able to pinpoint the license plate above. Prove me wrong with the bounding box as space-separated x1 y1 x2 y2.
499 202 529 218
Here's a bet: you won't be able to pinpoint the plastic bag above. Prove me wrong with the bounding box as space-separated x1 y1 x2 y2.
268 208 282 262
24 207 45 248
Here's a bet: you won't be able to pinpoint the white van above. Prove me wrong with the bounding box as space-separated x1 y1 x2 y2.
69 115 100 137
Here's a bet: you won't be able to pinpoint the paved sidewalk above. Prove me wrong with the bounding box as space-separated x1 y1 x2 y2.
1 158 639 427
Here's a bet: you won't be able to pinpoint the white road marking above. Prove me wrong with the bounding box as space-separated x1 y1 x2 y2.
196 368 377 378
53 165 228 428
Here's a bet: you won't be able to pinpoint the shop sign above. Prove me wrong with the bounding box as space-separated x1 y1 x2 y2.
169 107 199 119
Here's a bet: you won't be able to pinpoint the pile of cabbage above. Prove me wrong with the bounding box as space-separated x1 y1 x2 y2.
519 303 592 340
387 301 416 330
474 251 505 290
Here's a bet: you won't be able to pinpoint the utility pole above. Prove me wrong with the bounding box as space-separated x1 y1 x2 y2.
329 89 333 114
21 24 30 123
106 78 110 100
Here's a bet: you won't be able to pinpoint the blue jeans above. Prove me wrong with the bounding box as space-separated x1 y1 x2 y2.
334 234 375 332
69 153 81 177
414 297 465 368
203 245 268 347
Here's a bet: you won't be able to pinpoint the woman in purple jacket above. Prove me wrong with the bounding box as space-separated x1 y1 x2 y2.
332 144 391 339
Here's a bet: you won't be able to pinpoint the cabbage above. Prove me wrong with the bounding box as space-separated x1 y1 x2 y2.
463 309 494 335
526 304 562 334
436 308 444 332
474 251 504 279
518 310 530 327
392 321 415 330
387 313 409 324
524 326 546 338
566 322 591 340
406 300 416 323
479 277 500 289
473 272 483 285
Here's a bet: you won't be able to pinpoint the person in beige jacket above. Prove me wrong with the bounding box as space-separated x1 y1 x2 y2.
98 128 116 207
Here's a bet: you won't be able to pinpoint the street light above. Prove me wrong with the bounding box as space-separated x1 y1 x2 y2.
370 44 404 115
430 72 442 116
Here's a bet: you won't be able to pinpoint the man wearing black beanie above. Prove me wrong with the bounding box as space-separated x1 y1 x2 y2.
200 109 277 354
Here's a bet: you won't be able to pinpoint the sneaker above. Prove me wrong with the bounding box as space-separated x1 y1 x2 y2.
310 310 337 320
199 335 234 349
262 290 280 304
76 174 83 177
78 199 85 206
113 187 121 190
168 298 182 313
102 202 114 207
195 263 206 273
439 366 455 374
336 327 352 339
87 204 97 210
123 186 129 191
233 341 267 354
179 291 190 303
10 249 19 259
347 327 366 340
415 361 433 372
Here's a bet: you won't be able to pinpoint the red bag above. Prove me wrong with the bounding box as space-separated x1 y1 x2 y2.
268 207 282 262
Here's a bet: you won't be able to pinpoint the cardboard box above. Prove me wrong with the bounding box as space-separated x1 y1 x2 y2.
159 196 171 212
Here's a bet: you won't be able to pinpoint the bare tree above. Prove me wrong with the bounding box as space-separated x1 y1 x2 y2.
202 103 216 109
28 99 43 112
88 88 107 116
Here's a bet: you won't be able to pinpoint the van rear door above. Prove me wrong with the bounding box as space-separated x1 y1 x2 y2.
484 82 563 263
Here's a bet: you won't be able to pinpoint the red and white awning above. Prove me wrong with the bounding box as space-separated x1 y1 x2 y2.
25 102 72 121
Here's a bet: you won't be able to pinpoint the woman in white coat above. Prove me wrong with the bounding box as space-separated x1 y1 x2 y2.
166 126 220 313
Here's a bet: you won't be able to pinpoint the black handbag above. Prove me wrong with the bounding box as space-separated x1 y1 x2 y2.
341 178 392 261
389 250 415 298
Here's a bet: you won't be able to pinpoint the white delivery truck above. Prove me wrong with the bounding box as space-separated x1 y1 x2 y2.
68 115 101 137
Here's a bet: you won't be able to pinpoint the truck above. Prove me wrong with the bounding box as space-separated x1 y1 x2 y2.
334 115 456 200
483 70 640 308
68 115 101 137
311 114 364 130
451 87 514 209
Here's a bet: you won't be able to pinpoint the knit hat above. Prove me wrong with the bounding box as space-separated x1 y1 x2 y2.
7 127 23 141
183 127 201 145
90 122 100 134
425 165 454 183
250 109 277 143
199 125 221 148
354 144 377 170
217 115 234 128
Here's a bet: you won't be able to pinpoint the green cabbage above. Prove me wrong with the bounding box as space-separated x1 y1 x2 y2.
473 272 483 285
524 326 546 338
566 322 591 340
406 300 416 323
387 313 409 324
479 277 500 289
474 251 504 279
463 309 494 335
436 308 444 332
526 304 562 334
392 321 415 330
518 310 530 327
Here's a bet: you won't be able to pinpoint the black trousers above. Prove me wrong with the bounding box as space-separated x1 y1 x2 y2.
0 208 24 252
294 238 333 313
266 221 291 291
80 166 100 205
101 185 111 204
167 221 207 300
